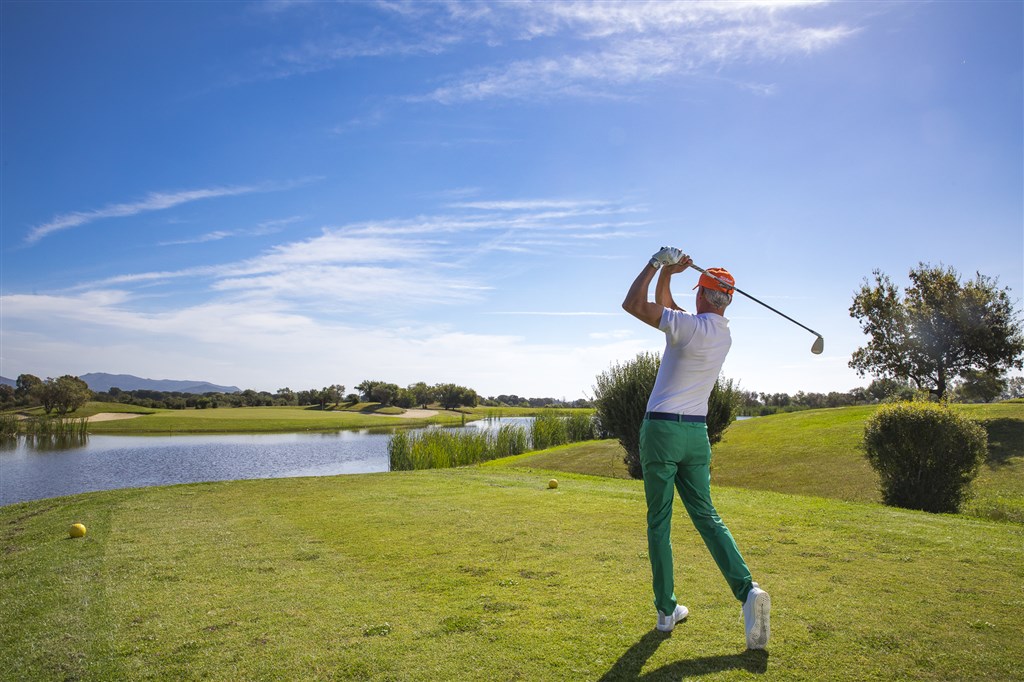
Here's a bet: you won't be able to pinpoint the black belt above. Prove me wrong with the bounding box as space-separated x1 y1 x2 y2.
644 411 706 423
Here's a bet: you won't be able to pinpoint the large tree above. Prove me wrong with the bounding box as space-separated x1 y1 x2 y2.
15 373 43 405
433 383 476 409
406 382 434 408
849 263 1024 400
39 375 92 415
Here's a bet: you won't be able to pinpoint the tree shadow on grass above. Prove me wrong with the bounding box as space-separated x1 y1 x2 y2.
598 629 768 681
980 418 1024 466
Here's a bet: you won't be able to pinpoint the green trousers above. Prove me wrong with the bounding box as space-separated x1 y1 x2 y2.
639 419 753 615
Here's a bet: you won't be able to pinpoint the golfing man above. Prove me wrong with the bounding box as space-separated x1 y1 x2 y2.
621 246 770 649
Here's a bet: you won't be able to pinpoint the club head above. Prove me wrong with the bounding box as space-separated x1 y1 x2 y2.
811 336 824 355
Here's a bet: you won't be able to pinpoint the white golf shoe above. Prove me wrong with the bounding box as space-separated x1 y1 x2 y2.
742 582 771 649
656 604 689 632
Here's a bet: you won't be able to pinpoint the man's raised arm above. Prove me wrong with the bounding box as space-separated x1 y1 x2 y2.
623 247 683 329
655 255 693 312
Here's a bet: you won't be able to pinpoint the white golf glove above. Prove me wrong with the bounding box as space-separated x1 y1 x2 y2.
650 246 683 269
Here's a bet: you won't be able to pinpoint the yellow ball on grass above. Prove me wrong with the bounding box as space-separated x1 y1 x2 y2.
548 479 558 489
69 523 87 538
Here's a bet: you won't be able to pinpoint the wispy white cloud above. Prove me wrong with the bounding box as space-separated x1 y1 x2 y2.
159 231 237 247
72 266 220 289
448 199 617 211
251 0 858 102
25 180 318 245
420 14 857 104
158 216 305 246
345 200 646 238
57 195 642 311
25 185 259 245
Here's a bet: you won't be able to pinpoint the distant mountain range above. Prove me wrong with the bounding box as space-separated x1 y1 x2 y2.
0 373 240 394
81 373 241 394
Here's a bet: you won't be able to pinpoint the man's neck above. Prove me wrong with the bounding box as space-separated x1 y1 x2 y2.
696 303 726 316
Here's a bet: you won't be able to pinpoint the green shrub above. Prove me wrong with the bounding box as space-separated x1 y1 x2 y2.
863 402 987 513
593 352 660 479
707 377 740 445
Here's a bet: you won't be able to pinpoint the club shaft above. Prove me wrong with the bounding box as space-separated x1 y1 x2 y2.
691 264 823 339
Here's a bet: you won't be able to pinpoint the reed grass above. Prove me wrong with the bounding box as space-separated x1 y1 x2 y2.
563 410 598 442
493 423 529 459
22 416 89 438
0 414 18 438
389 413 596 471
387 421 512 471
530 412 568 450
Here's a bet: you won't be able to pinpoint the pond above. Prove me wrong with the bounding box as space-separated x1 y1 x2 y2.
0 418 534 507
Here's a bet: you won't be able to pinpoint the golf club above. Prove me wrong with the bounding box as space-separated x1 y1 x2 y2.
690 263 825 355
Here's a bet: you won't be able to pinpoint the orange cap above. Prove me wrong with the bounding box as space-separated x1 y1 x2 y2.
693 267 735 296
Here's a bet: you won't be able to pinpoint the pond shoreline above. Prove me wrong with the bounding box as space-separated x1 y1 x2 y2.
0 417 533 507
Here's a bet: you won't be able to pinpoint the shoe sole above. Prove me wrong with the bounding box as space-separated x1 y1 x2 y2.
746 592 770 649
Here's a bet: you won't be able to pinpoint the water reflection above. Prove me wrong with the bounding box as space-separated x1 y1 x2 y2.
0 418 532 506
21 433 90 451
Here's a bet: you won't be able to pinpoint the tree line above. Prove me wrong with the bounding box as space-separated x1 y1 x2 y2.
738 376 1023 417
0 375 595 413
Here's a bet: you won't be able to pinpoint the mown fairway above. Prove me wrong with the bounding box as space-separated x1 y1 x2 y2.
2 465 1023 681
75 403 471 434
517 402 1024 523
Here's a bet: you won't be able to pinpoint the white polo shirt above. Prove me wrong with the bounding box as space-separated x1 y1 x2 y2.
645 308 732 417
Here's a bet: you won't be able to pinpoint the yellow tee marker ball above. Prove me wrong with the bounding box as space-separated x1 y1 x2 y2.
548 479 558 489
69 523 87 538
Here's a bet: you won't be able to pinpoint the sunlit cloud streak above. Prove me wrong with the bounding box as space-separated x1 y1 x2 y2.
36 195 642 336
255 1 856 102
158 216 305 247
24 180 319 245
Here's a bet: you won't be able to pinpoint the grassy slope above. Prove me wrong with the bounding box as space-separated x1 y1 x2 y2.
77 404 472 434
2 469 1023 681
514 403 1024 523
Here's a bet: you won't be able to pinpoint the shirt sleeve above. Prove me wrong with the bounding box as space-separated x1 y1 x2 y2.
659 308 699 347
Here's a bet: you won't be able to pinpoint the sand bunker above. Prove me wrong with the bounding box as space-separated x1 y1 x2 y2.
389 409 440 419
87 412 144 422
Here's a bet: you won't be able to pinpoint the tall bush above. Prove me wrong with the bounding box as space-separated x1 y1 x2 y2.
707 377 740 445
863 402 987 513
593 352 660 479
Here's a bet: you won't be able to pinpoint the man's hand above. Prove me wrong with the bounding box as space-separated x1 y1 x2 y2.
650 246 683 269
661 253 692 275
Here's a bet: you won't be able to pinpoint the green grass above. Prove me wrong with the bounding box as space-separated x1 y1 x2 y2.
2 469 1022 680
466 406 596 418
68 401 159 417
76 404 472 434
507 403 1024 524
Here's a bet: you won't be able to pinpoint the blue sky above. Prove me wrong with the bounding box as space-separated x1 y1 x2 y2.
2 1 1021 399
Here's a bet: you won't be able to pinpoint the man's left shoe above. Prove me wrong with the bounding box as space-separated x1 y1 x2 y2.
656 604 689 632
743 583 771 649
